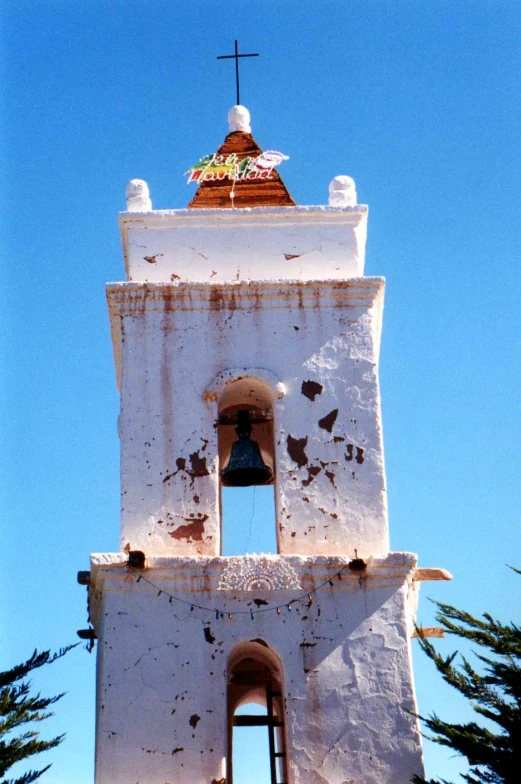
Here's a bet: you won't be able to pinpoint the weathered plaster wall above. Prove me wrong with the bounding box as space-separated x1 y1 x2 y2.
107 278 387 557
92 194 428 784
119 206 368 284
90 553 424 784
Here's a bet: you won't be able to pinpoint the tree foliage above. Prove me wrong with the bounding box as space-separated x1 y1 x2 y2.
413 574 521 784
0 646 75 784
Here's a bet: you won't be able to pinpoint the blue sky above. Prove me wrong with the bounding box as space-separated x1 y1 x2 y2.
1 2 520 782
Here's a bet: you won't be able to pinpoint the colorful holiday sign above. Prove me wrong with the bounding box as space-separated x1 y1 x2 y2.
185 150 289 184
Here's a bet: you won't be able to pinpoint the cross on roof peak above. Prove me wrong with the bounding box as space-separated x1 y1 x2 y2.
217 40 259 106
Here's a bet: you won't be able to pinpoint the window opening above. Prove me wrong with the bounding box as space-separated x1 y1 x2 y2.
221 485 277 556
228 644 288 784
217 378 278 555
232 703 271 784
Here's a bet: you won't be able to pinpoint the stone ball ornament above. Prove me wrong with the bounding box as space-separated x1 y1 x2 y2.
228 104 251 133
125 178 152 212
328 175 358 207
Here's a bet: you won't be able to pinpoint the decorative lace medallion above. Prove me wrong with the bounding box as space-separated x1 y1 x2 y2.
218 557 301 591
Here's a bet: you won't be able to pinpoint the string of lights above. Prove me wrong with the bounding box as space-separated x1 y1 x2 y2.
127 558 366 621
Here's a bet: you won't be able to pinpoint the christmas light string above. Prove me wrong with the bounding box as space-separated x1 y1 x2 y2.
79 556 367 651
126 559 365 621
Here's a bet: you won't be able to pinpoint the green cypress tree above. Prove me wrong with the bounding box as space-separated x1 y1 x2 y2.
0 646 75 784
413 575 521 784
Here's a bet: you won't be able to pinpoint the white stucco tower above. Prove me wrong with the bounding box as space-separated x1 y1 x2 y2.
86 106 450 784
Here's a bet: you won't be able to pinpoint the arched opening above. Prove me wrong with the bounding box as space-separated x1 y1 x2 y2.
227 641 288 784
217 378 278 555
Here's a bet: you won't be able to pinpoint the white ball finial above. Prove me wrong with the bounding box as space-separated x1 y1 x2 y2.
125 179 152 212
328 175 357 207
228 105 251 133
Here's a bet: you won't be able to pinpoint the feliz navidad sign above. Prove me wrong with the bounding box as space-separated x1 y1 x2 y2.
185 150 289 184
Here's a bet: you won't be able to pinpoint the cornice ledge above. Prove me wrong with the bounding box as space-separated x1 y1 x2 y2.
105 278 385 313
118 204 369 229
89 551 417 590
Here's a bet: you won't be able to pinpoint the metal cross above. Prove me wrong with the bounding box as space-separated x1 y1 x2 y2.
217 40 259 105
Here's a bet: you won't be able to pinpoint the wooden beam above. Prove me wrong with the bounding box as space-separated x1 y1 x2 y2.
413 568 452 582
77 628 97 640
267 687 277 784
412 627 446 639
233 716 284 727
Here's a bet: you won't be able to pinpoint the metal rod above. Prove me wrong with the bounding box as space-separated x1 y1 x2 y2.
235 40 240 104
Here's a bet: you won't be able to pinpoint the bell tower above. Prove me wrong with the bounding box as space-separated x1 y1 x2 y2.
86 105 450 784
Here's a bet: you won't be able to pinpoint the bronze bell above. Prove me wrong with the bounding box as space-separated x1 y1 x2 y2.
221 410 273 487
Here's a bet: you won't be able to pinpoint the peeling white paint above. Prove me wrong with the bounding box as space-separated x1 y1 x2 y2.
107 278 387 558
91 199 426 783
90 554 424 784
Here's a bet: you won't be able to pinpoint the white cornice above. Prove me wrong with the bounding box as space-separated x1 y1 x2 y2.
106 277 384 311
119 204 368 226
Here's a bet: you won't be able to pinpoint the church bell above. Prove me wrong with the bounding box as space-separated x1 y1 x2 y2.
220 410 273 487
